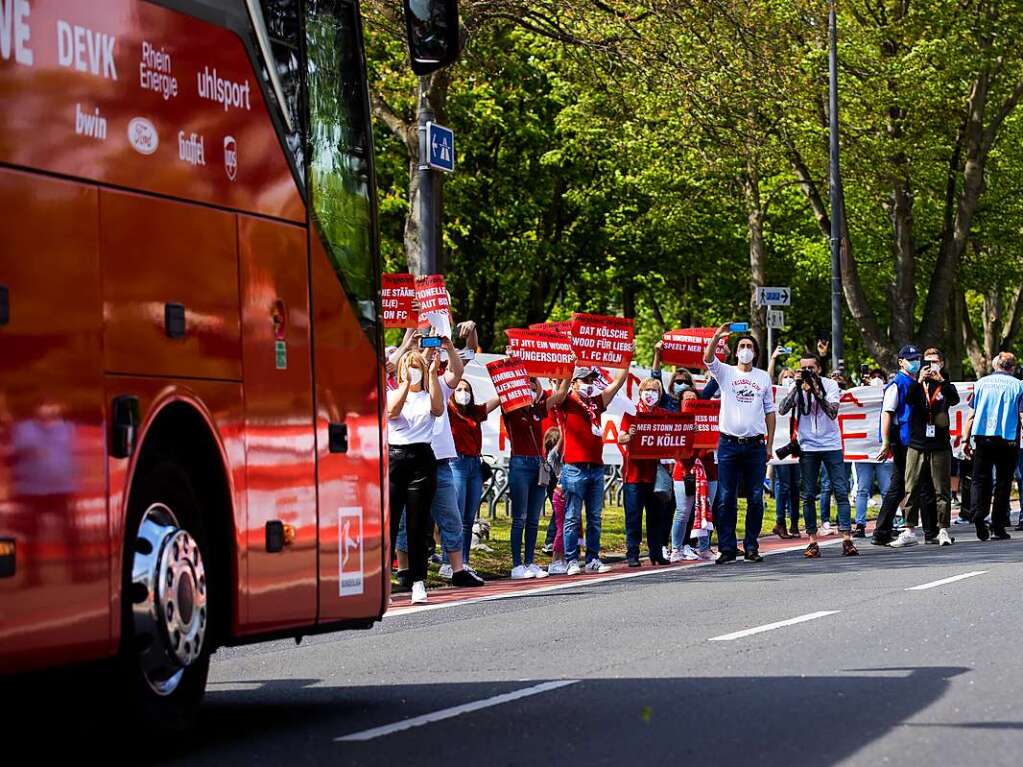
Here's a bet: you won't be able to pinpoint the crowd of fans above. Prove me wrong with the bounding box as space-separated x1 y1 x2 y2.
384 313 1023 604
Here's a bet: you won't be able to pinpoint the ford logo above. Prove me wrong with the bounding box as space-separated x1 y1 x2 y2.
127 117 159 155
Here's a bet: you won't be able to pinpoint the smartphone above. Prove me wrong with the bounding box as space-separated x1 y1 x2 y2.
729 322 749 333
780 346 793 355
419 336 443 349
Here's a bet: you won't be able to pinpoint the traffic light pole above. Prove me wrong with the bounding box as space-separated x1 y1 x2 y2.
828 2 845 373
417 77 438 276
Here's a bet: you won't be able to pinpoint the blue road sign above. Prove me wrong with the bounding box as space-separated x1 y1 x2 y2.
426 122 455 172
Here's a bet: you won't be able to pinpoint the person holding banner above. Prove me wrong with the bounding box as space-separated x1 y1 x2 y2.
386 350 445 605
963 352 1023 540
777 355 859 558
618 378 673 567
557 365 631 575
703 324 776 564
671 388 717 561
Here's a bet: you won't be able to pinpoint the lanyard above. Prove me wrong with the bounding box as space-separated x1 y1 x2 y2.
925 382 942 424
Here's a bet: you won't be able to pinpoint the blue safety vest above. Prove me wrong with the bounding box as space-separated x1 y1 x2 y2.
879 371 914 446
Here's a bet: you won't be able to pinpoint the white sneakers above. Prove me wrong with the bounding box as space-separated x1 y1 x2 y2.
566 560 582 576
438 564 453 580
585 559 611 573
820 522 834 536
510 565 534 580
527 563 549 579
548 559 568 575
669 548 685 563
938 528 954 546
696 548 715 561
890 528 920 548
411 581 428 604
681 545 701 561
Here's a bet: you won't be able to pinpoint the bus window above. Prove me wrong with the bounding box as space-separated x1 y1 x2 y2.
305 0 379 340
257 0 304 180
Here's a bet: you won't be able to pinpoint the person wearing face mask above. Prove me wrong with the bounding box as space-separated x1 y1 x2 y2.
387 350 445 604
486 375 572 579
555 364 631 575
703 323 777 564
871 345 924 545
771 368 801 539
651 342 697 411
448 380 490 565
618 379 673 566
670 388 718 561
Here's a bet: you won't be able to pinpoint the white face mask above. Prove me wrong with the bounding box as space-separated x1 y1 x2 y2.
781 378 795 389
737 348 755 365
870 377 885 387
408 367 423 386
577 384 597 398
641 391 659 407
454 391 470 405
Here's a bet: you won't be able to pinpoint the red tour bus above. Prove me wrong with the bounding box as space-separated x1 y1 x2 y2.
0 0 458 727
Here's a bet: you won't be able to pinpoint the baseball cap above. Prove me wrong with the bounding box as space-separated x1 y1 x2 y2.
898 344 922 361
572 366 598 380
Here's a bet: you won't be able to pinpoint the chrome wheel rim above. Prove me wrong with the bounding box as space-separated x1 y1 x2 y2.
131 503 208 696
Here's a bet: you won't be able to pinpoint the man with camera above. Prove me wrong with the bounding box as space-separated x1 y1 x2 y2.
888 349 960 547
778 355 859 558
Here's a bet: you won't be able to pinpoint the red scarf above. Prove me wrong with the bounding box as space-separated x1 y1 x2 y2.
693 458 713 531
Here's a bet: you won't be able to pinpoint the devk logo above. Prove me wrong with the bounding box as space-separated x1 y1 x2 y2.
223 135 237 181
127 117 158 155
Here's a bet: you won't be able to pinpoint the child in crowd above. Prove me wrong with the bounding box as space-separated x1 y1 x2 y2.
543 427 568 574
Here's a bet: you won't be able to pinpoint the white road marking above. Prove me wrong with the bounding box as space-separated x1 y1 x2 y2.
385 538 850 618
905 570 988 591
708 610 840 642
334 680 578 742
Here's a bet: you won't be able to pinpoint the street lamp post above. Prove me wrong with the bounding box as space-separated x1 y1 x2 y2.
417 77 438 275
828 1 845 373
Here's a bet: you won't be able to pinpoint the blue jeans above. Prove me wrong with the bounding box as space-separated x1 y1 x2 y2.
716 436 768 553
508 455 547 567
773 463 801 527
854 461 893 526
560 463 604 563
671 479 717 551
450 455 484 562
623 482 656 560
800 450 852 534
397 459 463 555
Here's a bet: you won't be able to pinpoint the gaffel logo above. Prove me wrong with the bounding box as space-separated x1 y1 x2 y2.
127 117 158 155
178 131 205 166
223 135 237 181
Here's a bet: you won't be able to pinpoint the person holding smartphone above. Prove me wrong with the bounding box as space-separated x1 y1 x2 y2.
703 323 776 563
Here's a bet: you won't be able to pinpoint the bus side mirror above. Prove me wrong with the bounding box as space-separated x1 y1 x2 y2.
403 0 460 75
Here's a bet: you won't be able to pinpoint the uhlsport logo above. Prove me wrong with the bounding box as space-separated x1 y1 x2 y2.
127 117 158 155
223 135 237 181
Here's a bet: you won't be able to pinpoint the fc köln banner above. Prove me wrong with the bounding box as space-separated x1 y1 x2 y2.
679 398 721 451
627 412 696 458
660 328 729 369
571 313 635 368
486 357 534 414
505 328 576 379
381 273 417 328
529 320 574 339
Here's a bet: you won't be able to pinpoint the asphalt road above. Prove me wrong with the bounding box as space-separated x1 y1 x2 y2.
16 525 1023 765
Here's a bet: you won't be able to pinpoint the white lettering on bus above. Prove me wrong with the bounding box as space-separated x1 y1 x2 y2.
139 40 177 100
196 66 251 112
56 20 117 80
0 0 33 66
178 131 205 166
75 103 106 140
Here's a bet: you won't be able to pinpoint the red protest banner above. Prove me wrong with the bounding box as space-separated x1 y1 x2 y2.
486 357 534 414
381 273 417 328
628 412 696 459
415 274 450 316
660 328 728 369
528 320 574 339
570 313 634 368
505 328 576 379
680 398 721 450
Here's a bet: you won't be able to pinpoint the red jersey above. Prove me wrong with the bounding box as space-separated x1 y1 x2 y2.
620 411 657 484
504 395 549 457
558 393 606 465
449 403 488 457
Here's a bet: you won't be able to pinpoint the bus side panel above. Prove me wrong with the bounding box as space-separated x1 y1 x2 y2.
237 216 317 632
309 235 385 623
106 379 246 645
0 168 109 671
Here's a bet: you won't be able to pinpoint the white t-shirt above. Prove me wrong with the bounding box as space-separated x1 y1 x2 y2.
430 379 457 460
708 357 775 438
882 383 899 413
794 376 842 452
387 389 437 445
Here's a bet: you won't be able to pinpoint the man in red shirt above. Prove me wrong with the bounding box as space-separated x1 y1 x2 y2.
554 365 630 575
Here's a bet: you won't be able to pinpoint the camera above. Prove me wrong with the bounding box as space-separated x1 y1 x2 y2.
776 440 801 460
800 367 819 386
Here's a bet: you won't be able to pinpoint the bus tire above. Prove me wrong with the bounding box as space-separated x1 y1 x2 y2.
118 460 213 732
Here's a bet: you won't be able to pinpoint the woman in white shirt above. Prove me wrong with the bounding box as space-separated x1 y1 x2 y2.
387 350 444 604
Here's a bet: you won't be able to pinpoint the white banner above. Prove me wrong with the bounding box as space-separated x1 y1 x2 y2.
460 355 975 466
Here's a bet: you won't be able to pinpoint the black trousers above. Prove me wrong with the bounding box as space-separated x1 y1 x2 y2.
874 443 908 538
388 444 437 582
971 436 1019 532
